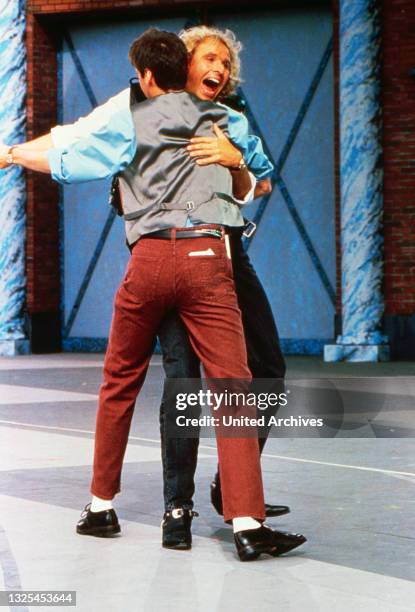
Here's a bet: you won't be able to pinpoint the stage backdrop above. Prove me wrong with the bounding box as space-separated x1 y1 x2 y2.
60 7 335 354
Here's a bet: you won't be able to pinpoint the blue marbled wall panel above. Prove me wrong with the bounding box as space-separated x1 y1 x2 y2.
0 0 27 349
338 0 386 345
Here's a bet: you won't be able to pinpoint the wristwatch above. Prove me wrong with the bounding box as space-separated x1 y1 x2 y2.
5 146 15 165
231 157 247 172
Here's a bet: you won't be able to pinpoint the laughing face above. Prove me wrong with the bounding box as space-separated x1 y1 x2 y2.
185 37 231 101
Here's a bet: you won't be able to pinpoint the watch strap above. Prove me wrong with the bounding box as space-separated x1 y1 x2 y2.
231 157 247 172
6 146 15 165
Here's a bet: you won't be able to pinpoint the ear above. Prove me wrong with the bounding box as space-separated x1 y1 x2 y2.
136 68 152 84
143 68 154 86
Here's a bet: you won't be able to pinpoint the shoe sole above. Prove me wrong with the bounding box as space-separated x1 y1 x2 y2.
212 497 291 519
162 541 191 550
238 537 307 562
215 508 291 518
265 508 290 518
76 524 121 537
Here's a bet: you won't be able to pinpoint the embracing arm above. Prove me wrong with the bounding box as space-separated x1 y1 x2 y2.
48 109 136 183
187 109 273 202
0 144 51 173
254 178 272 198
1 105 135 183
50 89 130 148
0 134 56 170
230 166 255 201
0 88 130 171
18 134 53 151
187 123 254 200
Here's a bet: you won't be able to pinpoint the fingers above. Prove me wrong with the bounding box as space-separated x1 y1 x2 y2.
188 144 219 158
212 123 224 137
195 154 221 166
188 137 216 146
187 126 226 166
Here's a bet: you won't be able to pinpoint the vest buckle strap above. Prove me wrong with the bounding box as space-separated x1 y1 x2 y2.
159 200 197 211
243 220 257 239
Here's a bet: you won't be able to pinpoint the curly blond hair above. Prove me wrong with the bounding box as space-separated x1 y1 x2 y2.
179 26 242 98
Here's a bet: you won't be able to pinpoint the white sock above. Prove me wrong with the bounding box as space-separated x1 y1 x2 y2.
90 495 113 513
232 517 261 533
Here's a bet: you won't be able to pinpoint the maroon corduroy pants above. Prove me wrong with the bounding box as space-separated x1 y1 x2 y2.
91 229 265 522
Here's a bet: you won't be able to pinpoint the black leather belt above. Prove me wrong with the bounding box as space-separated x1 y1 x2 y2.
145 228 223 240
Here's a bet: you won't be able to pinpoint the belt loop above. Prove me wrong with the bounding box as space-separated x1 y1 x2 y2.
172 228 176 243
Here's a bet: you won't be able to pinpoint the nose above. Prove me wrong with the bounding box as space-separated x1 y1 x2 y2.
212 58 225 74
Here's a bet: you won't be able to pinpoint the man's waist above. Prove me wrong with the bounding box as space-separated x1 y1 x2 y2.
144 225 226 240
141 221 254 241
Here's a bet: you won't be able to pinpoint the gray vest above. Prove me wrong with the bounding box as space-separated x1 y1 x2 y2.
118 90 244 245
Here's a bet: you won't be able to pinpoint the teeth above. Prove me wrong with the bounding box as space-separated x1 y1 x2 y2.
205 77 220 86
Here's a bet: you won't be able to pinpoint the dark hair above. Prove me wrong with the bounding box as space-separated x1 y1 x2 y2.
129 28 188 90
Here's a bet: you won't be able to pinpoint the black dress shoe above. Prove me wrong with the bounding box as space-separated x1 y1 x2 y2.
161 508 199 550
210 480 290 518
234 525 306 562
264 503 290 517
76 503 121 537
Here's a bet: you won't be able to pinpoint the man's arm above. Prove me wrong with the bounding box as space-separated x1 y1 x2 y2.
48 109 136 184
50 89 130 148
187 123 253 200
254 178 272 198
16 89 129 154
225 110 274 183
1 105 135 183
231 167 255 201
0 144 51 172
17 134 53 151
187 109 273 201
0 89 131 170
0 135 52 170
0 145 51 173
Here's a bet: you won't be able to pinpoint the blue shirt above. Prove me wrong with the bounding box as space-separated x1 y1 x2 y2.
48 102 273 184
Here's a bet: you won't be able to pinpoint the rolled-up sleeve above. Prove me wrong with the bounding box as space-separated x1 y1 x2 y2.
50 88 130 148
226 108 274 180
48 108 136 184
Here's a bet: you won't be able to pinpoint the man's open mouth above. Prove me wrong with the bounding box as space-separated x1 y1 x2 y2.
202 77 222 96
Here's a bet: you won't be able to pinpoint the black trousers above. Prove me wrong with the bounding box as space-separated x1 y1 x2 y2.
158 233 286 510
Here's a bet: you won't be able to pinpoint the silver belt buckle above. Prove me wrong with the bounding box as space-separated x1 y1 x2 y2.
186 201 195 211
243 220 257 238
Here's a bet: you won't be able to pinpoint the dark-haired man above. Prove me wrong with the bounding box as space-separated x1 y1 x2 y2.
0 29 305 561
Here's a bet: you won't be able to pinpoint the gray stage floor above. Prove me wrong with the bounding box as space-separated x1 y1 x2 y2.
0 354 414 611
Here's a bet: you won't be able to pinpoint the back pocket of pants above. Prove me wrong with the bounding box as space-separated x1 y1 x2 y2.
123 255 165 302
